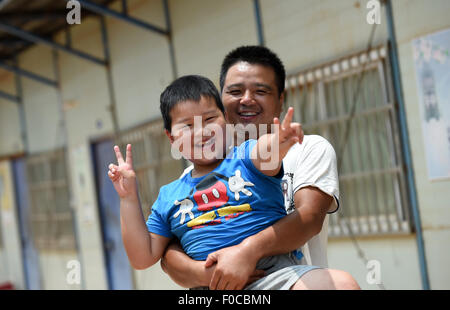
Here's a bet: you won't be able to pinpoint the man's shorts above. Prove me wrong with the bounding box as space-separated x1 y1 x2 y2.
244 253 321 290
191 253 322 290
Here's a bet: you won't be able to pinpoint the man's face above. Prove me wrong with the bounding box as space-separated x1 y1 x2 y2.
221 61 284 136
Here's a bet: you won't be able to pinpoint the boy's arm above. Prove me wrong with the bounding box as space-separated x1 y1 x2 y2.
109 144 170 269
251 107 303 176
160 241 214 288
120 194 171 269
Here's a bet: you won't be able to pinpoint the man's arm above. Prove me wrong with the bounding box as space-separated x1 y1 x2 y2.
160 186 333 290
206 186 332 290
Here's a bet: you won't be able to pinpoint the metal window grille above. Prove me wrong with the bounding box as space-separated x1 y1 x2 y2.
118 120 185 219
284 46 412 237
26 149 76 250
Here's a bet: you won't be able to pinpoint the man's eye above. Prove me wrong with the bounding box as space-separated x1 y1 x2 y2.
256 89 267 95
206 116 216 122
228 90 241 96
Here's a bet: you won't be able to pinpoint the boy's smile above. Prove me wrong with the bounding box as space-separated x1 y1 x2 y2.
167 96 228 169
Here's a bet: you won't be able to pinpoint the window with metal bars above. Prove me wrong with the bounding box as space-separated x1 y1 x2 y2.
284 46 412 237
26 149 76 250
118 120 185 220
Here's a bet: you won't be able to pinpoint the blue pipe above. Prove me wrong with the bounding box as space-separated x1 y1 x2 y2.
0 89 19 103
385 0 430 290
253 0 265 46
0 60 57 87
74 0 168 35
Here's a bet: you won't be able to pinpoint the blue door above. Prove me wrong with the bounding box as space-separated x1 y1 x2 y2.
92 140 134 290
12 158 41 290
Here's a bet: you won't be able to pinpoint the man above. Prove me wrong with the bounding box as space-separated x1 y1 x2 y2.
160 45 360 290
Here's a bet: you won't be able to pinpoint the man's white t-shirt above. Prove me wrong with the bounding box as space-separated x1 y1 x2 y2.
180 134 339 268
282 135 339 268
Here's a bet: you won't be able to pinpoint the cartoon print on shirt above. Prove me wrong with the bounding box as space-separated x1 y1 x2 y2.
283 172 295 213
176 169 254 229
192 173 229 211
173 198 195 225
228 170 254 201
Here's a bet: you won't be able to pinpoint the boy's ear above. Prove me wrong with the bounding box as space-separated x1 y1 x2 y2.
165 129 174 144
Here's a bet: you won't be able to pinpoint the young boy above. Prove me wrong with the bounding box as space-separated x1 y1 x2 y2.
108 75 320 289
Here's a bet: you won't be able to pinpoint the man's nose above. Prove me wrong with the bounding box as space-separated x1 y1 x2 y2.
240 90 255 105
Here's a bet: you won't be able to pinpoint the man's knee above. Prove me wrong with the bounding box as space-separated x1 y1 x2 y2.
291 268 360 290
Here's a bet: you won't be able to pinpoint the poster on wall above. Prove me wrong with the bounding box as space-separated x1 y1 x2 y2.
412 28 450 180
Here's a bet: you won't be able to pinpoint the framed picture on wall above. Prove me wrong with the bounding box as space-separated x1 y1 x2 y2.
412 28 450 180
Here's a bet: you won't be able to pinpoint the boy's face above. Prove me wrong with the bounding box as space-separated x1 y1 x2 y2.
167 96 228 166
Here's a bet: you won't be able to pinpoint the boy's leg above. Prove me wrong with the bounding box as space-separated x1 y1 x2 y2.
290 268 361 290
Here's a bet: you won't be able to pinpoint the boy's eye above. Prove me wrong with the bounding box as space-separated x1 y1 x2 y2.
206 116 216 122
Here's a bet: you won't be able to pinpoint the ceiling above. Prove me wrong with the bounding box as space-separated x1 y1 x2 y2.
0 0 115 61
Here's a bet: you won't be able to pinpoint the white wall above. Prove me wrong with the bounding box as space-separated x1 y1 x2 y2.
0 161 25 289
0 71 23 156
392 0 450 289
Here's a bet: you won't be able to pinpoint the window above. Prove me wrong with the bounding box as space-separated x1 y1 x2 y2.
26 149 77 250
284 46 411 237
118 120 185 219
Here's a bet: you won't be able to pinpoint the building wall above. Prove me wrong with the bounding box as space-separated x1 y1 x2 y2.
0 0 449 290
0 161 25 289
0 71 22 156
391 0 450 289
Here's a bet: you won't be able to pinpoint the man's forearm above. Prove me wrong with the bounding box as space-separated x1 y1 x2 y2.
240 209 317 261
239 188 331 262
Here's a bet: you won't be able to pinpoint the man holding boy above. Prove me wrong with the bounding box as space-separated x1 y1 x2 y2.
160 46 360 290
109 74 322 290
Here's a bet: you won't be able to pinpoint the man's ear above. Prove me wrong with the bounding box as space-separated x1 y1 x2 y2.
165 129 174 144
277 92 285 117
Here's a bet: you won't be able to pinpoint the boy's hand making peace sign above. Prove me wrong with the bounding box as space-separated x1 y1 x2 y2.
108 144 138 199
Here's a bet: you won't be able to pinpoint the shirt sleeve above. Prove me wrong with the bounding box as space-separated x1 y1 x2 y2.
146 190 174 238
238 139 284 181
292 136 340 213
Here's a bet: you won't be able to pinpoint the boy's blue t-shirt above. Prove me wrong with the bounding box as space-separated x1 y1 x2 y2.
146 139 289 261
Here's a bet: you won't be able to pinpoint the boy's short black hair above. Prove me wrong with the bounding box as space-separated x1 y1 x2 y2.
219 45 286 97
160 75 225 132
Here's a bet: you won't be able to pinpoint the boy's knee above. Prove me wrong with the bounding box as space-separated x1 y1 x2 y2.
331 270 361 290
291 268 360 290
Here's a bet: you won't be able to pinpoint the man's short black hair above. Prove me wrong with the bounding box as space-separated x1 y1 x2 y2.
219 45 286 97
160 75 225 132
